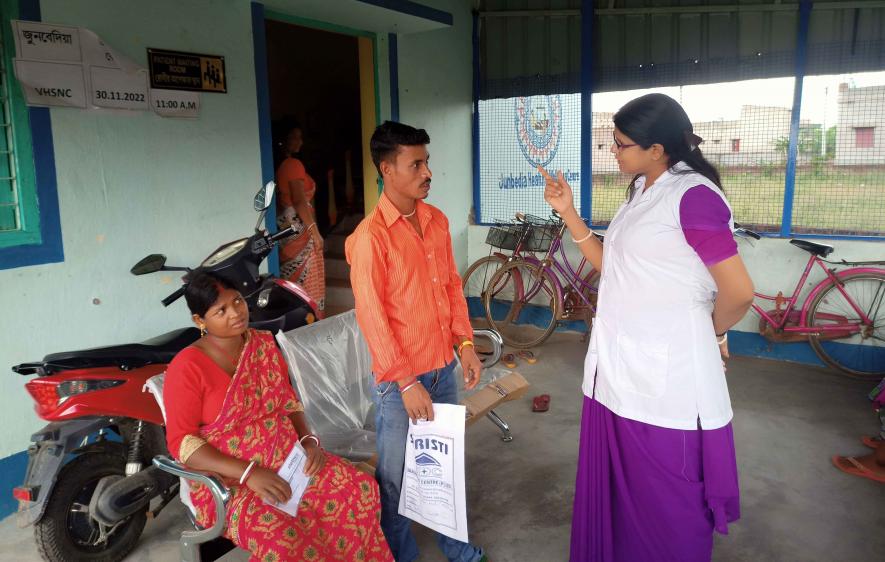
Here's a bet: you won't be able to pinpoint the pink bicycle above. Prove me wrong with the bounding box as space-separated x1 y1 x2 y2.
737 226 885 379
482 212 600 349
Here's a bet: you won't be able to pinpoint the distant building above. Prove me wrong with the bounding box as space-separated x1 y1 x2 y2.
835 82 884 166
592 105 807 173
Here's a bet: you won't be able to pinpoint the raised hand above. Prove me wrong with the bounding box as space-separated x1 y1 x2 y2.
539 166 575 215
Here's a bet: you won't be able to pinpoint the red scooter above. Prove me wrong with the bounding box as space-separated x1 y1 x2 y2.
12 183 317 562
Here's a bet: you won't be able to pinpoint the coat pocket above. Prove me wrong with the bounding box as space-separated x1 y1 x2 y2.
614 333 669 398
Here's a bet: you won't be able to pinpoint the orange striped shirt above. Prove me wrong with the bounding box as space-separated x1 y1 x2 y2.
345 192 472 385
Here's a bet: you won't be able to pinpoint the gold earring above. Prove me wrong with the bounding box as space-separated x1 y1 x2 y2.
199 324 207 337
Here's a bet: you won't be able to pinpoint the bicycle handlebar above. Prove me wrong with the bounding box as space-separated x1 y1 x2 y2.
733 224 761 240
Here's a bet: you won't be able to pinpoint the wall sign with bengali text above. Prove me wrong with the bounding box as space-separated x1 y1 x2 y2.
147 48 226 93
10 21 202 118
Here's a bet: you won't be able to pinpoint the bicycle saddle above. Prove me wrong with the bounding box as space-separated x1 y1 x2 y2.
790 239 834 258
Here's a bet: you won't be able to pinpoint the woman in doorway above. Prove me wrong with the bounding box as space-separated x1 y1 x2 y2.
164 269 393 561
541 93 754 562
275 120 326 312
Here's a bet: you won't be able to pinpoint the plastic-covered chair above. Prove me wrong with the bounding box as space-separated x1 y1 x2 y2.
275 310 513 455
144 375 237 562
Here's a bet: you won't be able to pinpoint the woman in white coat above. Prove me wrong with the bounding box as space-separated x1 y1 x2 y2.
541 93 755 562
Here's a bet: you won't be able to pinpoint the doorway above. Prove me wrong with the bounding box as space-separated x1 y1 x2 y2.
264 17 377 316
265 19 366 234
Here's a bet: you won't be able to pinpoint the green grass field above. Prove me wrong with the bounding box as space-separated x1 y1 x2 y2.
590 167 885 235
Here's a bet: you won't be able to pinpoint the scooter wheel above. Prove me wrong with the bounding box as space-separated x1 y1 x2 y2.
34 452 147 562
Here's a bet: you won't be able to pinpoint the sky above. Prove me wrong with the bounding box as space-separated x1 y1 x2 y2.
591 70 885 127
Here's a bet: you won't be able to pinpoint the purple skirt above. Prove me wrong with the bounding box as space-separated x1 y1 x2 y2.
570 397 740 562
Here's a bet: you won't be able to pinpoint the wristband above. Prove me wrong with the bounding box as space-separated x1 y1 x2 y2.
716 333 728 345
457 340 475 356
572 230 595 244
299 434 320 448
400 381 420 394
239 460 257 485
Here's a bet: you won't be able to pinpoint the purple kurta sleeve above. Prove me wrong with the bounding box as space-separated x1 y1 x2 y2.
679 184 738 267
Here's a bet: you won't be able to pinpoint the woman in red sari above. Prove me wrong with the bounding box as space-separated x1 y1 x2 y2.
164 269 392 562
275 122 326 312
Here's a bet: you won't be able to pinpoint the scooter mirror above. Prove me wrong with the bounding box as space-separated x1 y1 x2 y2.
254 181 275 211
131 254 167 275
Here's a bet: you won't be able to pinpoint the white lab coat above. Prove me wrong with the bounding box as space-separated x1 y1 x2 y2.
583 162 734 430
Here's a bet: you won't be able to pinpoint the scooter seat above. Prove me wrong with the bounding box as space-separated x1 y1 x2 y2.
17 328 200 375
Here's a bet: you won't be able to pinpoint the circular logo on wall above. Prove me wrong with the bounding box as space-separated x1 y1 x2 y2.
515 95 562 168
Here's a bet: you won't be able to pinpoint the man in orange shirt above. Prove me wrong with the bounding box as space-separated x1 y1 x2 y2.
346 121 486 562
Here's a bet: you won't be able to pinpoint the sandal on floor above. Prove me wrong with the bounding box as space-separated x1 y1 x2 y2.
517 350 537 364
832 455 885 484
862 435 883 450
501 353 517 369
532 394 550 412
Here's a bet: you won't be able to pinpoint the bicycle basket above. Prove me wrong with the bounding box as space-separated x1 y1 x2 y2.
521 215 559 252
486 224 524 251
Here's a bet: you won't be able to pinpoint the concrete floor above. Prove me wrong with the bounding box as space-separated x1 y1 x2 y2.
2 332 884 561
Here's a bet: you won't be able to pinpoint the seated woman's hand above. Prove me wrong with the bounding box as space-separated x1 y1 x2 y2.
303 442 326 476
245 466 292 504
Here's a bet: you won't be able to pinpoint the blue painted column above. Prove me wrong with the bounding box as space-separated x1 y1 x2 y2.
472 11 482 224
781 0 812 237
580 0 593 222
250 2 279 274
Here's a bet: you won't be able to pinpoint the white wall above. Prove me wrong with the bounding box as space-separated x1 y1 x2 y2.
397 0 474 271
0 0 263 459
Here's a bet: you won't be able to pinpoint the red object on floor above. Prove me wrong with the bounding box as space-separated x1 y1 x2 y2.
832 455 885 484
532 394 550 412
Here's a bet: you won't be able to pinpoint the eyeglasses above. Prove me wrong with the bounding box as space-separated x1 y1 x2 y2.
612 134 638 152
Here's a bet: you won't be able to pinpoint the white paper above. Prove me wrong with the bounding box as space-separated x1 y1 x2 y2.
150 88 200 118
89 67 149 110
13 59 87 108
398 403 468 543
12 20 80 62
78 28 141 73
267 442 312 517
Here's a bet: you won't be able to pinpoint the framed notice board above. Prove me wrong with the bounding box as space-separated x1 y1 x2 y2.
147 48 226 93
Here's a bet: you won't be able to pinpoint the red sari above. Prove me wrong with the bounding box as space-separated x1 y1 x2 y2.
164 330 392 562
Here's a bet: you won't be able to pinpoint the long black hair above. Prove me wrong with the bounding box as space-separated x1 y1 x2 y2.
613 93 723 199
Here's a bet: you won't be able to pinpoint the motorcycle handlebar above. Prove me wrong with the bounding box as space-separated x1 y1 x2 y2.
268 225 297 244
161 286 186 307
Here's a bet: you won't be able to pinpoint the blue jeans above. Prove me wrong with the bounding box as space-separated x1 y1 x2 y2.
373 360 485 562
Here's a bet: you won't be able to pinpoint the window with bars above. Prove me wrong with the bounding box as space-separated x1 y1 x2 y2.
0 0 39 248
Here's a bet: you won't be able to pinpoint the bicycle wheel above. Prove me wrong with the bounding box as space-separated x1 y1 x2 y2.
807 272 885 379
483 260 561 349
462 255 506 326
